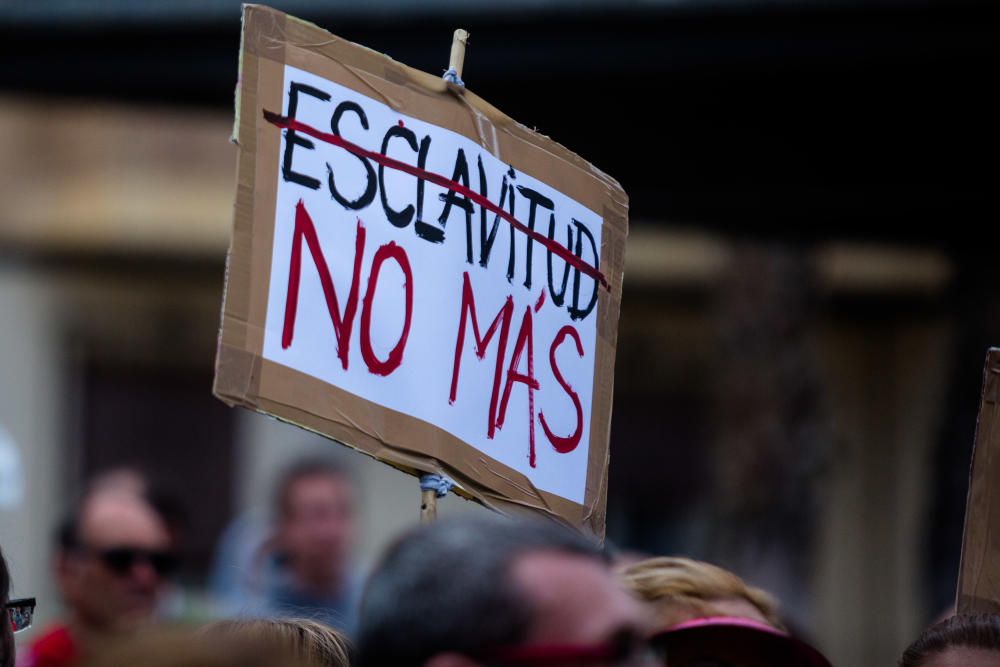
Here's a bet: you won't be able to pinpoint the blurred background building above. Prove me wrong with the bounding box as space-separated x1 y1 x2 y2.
0 1 995 666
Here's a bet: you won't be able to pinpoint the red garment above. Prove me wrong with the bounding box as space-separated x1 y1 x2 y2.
16 625 78 667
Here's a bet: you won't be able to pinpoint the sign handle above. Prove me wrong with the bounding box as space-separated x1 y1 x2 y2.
444 29 469 87
419 28 469 525
419 474 454 523
420 486 438 524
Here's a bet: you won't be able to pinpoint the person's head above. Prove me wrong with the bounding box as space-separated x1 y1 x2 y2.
56 486 174 633
2 546 12 667
202 618 351 667
617 557 784 631
900 614 1000 667
357 514 655 667
274 459 357 588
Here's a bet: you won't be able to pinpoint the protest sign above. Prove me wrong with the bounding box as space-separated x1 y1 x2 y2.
957 348 1000 613
213 5 628 537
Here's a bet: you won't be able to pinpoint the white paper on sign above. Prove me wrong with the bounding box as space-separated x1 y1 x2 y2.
261 65 603 504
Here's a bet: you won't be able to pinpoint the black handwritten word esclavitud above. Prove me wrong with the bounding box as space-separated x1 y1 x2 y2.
269 78 602 468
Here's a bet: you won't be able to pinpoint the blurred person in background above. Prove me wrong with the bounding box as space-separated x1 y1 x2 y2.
17 482 176 667
900 613 1000 667
203 618 351 667
211 459 361 634
356 514 657 667
619 556 830 667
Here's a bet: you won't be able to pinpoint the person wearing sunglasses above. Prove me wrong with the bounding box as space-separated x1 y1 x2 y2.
17 485 176 667
5 599 36 641
356 515 659 667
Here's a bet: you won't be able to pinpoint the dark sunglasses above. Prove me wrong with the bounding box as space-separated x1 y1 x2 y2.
82 547 178 577
5 597 36 633
487 629 663 665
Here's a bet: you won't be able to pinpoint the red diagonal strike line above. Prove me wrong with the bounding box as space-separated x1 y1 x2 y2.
263 110 609 290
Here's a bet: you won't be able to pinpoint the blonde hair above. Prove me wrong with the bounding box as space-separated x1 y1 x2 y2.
617 556 785 631
81 628 269 667
203 618 352 667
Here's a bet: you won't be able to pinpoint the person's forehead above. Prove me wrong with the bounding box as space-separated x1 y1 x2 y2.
512 551 650 644
286 473 354 501
922 646 1000 667
79 493 168 547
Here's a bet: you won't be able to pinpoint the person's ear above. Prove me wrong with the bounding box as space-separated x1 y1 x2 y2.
424 653 484 667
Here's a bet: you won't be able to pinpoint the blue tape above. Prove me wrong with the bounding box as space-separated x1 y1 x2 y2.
443 68 465 88
419 473 455 498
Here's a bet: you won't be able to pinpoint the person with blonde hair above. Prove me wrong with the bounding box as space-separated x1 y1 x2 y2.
618 556 784 630
619 557 831 667
203 618 351 667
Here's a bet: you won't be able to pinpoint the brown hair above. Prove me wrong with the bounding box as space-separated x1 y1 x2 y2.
617 556 784 631
274 459 354 519
203 618 352 667
900 614 1000 667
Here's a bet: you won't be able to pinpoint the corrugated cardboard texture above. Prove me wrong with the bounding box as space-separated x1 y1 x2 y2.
213 4 628 539
957 348 1000 613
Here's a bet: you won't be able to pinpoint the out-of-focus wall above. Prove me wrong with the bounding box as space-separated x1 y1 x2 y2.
0 270 67 630
0 95 237 635
0 96 233 255
814 320 952 666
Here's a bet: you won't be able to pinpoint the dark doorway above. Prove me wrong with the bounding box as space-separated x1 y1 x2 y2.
80 360 235 582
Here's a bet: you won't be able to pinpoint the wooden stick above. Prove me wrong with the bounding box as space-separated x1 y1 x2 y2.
420 488 438 524
420 31 468 525
449 29 470 80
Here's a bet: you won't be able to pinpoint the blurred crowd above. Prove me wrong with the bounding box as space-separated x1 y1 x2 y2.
1 464 996 667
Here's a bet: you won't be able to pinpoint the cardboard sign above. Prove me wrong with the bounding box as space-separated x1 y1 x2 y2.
957 348 1000 613
214 5 627 537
